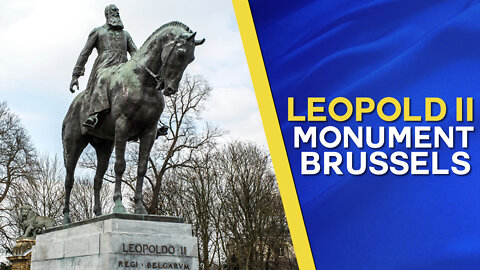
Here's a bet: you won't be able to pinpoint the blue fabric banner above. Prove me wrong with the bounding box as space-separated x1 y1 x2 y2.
249 0 480 269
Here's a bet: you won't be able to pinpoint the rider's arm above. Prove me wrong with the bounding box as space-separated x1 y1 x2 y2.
72 28 99 77
126 31 137 56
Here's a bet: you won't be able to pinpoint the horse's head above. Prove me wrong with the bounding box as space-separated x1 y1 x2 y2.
158 28 205 96
134 22 205 96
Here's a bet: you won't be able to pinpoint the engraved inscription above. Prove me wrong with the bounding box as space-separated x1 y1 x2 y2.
146 262 190 269
117 260 191 269
117 243 191 269
121 243 187 255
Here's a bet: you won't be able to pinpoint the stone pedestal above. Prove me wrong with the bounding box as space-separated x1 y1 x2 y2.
31 213 198 270
7 239 35 270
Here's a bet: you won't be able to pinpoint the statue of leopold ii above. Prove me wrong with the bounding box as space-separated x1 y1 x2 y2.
69 4 137 128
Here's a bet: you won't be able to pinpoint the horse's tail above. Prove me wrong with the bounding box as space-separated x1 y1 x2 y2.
62 91 87 164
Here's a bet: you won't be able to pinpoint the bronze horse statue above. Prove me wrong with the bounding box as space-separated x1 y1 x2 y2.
62 21 204 224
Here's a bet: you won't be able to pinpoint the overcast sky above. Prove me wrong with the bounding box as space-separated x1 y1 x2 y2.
0 0 267 157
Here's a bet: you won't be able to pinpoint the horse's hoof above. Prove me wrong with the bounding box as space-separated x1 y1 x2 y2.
113 200 127 214
94 210 103 217
63 216 71 225
134 205 148 215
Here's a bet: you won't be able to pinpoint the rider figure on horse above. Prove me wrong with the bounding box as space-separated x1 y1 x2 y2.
69 4 168 136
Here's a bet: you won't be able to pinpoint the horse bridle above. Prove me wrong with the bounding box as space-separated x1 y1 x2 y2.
133 40 181 91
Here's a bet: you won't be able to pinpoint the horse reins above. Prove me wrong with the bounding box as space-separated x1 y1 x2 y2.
132 40 180 90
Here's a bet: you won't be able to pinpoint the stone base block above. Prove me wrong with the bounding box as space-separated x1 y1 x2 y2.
31 213 198 270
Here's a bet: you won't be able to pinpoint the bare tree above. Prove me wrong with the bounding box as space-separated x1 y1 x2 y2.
177 143 221 270
0 102 36 254
0 102 36 205
8 155 64 219
69 177 113 222
146 74 223 214
2 154 64 252
218 141 291 270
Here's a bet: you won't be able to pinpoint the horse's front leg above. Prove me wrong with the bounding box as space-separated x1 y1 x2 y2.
92 140 114 216
113 117 129 214
135 127 157 214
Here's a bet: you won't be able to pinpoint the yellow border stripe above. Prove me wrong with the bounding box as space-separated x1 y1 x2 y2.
232 1 316 269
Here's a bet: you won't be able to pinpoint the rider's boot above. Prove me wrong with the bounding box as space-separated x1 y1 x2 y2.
83 113 99 128
156 124 169 138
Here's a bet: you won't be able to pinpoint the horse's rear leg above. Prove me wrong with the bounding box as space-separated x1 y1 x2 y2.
91 140 114 216
135 127 157 214
63 137 88 224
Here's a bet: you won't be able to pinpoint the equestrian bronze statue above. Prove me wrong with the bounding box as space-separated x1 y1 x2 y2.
62 20 204 224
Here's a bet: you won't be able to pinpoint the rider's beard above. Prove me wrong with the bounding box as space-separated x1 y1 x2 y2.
107 16 124 30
